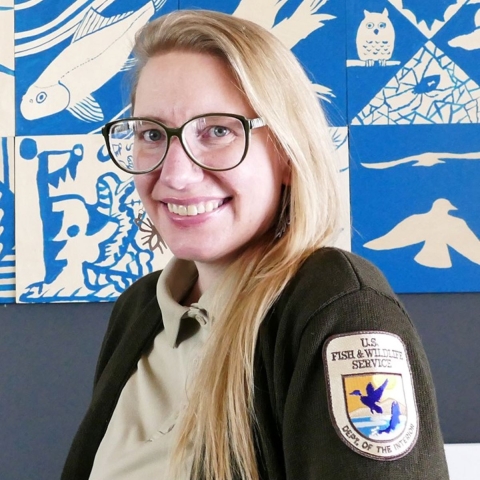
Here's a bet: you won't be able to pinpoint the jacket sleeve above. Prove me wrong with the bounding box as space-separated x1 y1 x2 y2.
281 287 449 480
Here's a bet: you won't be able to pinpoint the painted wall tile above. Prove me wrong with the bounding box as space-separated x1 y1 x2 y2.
0 137 15 302
347 0 480 125
180 0 348 126
0 1 14 136
350 124 480 292
14 0 177 137
15 134 172 303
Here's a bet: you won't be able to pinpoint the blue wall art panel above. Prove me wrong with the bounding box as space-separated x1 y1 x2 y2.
0 0 14 136
0 137 15 302
15 134 172 303
181 0 347 126
0 0 476 300
347 0 480 125
350 124 480 293
15 0 177 137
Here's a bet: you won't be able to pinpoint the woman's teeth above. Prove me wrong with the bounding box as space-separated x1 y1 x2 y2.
167 200 225 216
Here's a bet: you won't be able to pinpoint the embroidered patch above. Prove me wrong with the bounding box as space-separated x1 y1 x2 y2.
323 331 418 461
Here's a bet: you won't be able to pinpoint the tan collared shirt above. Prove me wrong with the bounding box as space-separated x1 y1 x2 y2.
89 258 213 480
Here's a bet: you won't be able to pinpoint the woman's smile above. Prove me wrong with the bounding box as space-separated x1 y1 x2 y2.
165 198 228 216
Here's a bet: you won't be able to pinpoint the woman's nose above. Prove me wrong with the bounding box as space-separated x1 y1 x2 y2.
158 137 204 190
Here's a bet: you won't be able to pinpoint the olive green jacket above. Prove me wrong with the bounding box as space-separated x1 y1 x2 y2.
62 248 449 479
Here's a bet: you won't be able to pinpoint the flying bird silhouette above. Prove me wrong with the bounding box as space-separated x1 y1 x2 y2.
448 8 480 50
361 151 480 169
350 379 388 414
364 199 480 268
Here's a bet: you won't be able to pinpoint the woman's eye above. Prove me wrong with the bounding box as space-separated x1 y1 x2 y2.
142 129 164 142
208 125 230 138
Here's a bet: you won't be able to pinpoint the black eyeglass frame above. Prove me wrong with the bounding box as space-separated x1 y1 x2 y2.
101 113 266 174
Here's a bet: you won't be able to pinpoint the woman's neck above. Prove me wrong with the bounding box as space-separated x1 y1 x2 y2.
184 260 226 305
181 280 201 306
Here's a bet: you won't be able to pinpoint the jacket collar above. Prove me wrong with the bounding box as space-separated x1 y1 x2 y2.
156 257 214 348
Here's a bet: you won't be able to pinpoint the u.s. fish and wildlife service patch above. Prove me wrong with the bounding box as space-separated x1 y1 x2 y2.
323 331 418 460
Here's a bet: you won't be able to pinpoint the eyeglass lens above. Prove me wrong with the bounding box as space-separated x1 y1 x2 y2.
108 115 247 172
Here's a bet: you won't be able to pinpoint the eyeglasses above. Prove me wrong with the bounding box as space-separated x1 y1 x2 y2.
102 113 266 174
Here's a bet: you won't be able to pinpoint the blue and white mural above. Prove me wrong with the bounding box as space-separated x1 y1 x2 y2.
0 0 477 302
0 137 14 302
15 0 175 136
0 0 14 136
15 134 171 303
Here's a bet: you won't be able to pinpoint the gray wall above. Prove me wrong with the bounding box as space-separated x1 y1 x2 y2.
0 294 478 480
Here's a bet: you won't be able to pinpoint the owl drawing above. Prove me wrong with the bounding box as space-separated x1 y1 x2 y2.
356 9 395 66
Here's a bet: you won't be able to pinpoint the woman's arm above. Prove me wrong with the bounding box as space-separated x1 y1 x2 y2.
282 288 449 479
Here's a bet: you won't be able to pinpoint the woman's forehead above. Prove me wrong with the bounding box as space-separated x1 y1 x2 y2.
133 51 254 122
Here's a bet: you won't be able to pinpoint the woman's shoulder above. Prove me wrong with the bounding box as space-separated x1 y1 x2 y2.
256 249 448 477
263 247 409 349
285 247 397 308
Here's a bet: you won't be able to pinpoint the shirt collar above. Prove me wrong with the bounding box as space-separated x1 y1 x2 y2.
156 257 214 348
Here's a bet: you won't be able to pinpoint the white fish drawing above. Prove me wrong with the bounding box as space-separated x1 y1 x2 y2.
20 0 165 123
364 199 480 268
15 0 116 56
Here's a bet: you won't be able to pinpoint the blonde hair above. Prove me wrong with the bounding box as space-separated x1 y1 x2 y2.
132 10 341 480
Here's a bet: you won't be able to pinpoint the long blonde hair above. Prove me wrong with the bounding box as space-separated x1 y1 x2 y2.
132 10 341 479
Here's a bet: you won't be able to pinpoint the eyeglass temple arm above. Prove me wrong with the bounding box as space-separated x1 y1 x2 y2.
249 118 265 130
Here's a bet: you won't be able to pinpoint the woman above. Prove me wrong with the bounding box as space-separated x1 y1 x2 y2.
63 9 449 480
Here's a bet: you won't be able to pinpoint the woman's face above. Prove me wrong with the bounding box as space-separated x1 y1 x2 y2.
133 51 289 269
